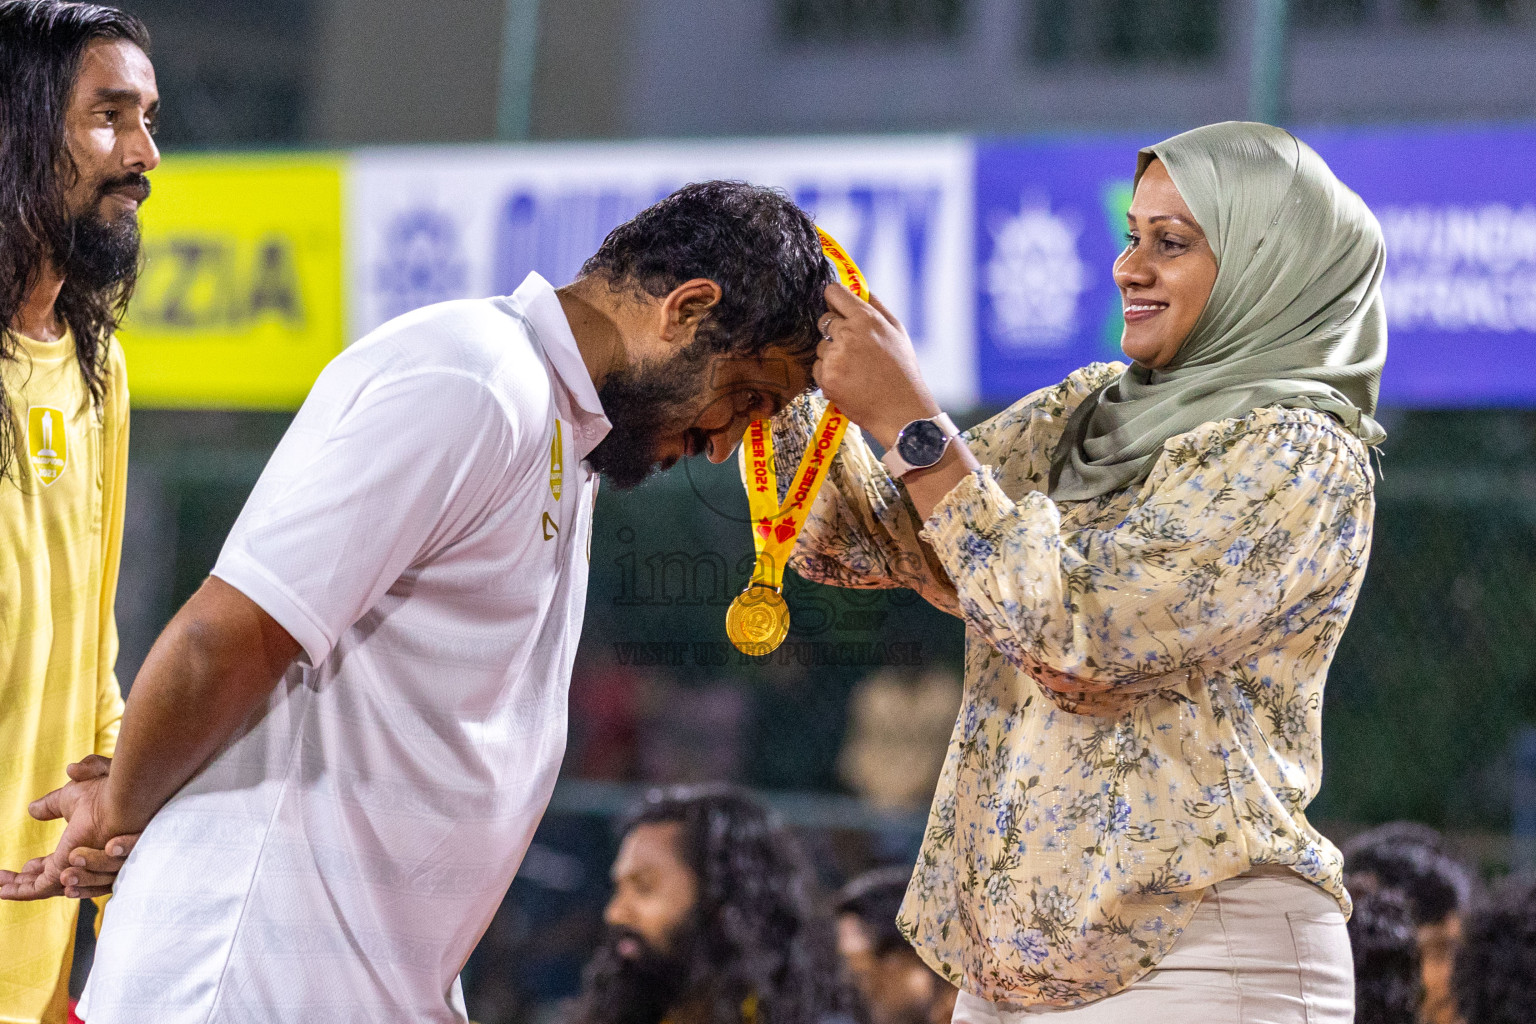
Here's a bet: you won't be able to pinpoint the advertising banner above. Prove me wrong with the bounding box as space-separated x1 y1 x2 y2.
115 127 1536 412
1309 124 1536 406
972 135 1151 406
349 138 977 407
973 125 1536 408
120 154 346 409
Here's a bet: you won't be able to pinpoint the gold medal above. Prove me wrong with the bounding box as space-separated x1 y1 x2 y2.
724 585 791 655
726 228 870 656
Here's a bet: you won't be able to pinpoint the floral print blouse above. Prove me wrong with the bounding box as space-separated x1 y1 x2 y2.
766 363 1374 1007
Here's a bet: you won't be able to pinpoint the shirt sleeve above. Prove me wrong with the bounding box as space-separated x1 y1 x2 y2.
95 340 130 756
212 370 521 667
760 365 1126 617
759 392 962 616
919 413 1374 698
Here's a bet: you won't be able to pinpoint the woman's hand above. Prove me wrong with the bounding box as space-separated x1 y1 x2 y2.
813 282 980 519
814 283 940 448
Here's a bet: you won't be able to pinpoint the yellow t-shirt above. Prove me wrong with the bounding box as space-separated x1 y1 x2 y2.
0 330 128 1024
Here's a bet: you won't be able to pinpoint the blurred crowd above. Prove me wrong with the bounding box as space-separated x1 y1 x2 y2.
1343 822 1536 1024
467 785 1535 1024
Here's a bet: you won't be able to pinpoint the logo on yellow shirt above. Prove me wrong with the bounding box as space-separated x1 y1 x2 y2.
27 406 66 486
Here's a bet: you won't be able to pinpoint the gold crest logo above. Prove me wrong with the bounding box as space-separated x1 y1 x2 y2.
549 419 564 501
27 406 66 486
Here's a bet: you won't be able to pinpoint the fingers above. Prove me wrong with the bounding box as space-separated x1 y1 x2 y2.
823 281 873 317
823 283 904 335
866 292 905 331
66 755 112 782
67 842 131 876
27 785 69 822
103 834 138 859
0 865 66 901
61 866 118 892
55 832 140 897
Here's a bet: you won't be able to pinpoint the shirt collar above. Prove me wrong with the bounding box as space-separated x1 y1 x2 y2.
504 272 611 461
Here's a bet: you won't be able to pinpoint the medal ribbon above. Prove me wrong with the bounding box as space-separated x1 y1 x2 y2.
739 406 850 591
735 227 866 594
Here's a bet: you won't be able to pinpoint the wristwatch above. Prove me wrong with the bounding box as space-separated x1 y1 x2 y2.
881 412 960 479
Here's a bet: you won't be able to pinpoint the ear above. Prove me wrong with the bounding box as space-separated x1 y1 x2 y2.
658 278 722 344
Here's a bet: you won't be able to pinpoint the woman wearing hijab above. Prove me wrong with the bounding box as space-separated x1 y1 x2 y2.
775 122 1385 1021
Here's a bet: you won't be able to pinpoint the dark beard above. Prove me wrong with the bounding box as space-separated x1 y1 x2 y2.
59 174 148 292
585 340 714 490
571 924 701 1024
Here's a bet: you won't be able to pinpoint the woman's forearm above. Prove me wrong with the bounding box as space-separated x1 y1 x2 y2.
103 577 300 837
892 436 981 523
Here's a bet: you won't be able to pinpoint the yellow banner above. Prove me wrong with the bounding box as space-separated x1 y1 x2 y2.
119 154 345 409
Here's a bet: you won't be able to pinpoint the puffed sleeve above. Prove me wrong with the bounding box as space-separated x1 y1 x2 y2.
756 364 1127 618
760 392 961 615
919 410 1374 698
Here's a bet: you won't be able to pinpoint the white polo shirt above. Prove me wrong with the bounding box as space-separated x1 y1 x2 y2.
81 274 608 1024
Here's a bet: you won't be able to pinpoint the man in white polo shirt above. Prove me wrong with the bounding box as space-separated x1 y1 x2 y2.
0 181 832 1023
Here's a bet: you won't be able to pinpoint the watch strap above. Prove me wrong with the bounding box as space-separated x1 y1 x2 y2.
881 412 959 479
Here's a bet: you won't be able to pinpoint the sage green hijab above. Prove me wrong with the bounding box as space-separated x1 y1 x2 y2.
1048 121 1387 501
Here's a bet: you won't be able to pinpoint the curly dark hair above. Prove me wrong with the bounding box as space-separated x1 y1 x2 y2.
836 866 914 959
1343 821 1474 927
1346 886 1422 1024
580 180 832 361
571 784 864 1024
0 0 147 481
1453 875 1536 1024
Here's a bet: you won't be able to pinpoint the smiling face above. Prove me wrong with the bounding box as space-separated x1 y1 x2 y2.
62 37 159 224
667 347 814 463
1114 158 1218 370
586 341 814 490
54 37 159 292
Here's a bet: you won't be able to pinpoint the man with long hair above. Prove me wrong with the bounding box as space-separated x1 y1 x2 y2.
573 785 863 1024
2 182 833 1024
0 2 157 1021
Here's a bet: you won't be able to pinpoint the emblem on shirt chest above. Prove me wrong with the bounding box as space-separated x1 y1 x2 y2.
549 419 563 501
27 406 67 486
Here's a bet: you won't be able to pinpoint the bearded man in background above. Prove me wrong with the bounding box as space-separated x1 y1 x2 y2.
0 2 158 1021
574 786 864 1024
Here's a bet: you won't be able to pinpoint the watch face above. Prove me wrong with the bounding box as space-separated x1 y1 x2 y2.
897 418 949 469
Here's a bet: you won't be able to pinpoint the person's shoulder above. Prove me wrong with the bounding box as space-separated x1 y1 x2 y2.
1164 405 1373 484
351 298 543 377
1027 361 1126 418
103 333 129 418
331 299 552 421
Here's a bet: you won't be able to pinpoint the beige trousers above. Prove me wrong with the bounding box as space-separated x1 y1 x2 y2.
953 869 1354 1024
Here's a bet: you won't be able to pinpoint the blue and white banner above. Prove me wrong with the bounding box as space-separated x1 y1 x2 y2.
972 125 1536 407
349 138 977 407
1311 124 1536 406
972 135 1151 405
345 126 1536 412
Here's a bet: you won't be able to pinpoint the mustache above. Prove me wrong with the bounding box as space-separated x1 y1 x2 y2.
97 173 151 205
